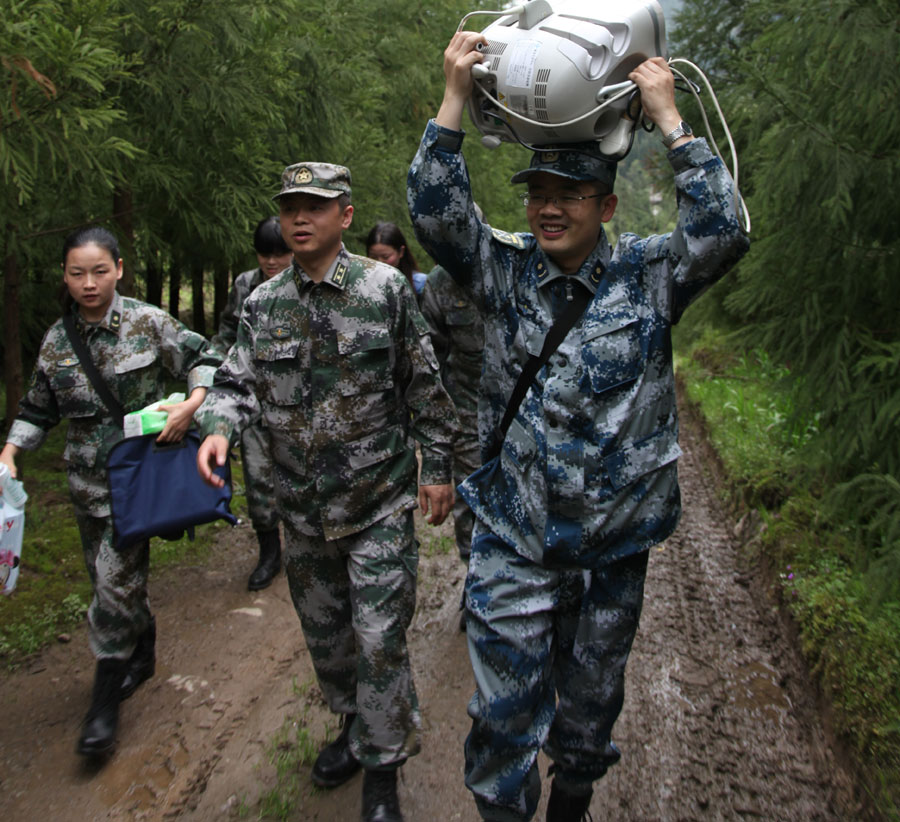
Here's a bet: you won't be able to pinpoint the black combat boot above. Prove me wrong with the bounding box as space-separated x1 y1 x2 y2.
361 767 403 822
121 615 156 700
311 713 361 787
248 528 281 591
77 658 128 756
546 778 593 822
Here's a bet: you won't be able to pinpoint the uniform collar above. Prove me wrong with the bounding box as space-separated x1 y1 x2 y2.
74 290 124 336
534 231 612 295
292 245 352 292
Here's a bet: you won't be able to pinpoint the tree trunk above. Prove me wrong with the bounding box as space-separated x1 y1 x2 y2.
145 249 163 308
3 242 24 434
213 262 229 333
113 188 136 297
168 257 181 320
191 258 205 336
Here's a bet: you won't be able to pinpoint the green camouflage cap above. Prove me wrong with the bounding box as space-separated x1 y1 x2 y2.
274 162 352 200
510 143 617 189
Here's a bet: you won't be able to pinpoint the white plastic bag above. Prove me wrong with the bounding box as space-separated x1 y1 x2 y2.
0 463 27 595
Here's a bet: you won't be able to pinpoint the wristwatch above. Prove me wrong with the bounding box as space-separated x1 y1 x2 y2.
662 120 693 148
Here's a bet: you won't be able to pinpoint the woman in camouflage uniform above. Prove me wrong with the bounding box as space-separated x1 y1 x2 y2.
210 216 292 590
366 221 427 299
0 226 221 758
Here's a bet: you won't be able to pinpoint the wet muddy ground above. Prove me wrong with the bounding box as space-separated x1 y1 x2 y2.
0 408 864 821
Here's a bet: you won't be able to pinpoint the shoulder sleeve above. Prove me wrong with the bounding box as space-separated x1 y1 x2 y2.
147 305 223 391
194 294 262 444
6 325 63 450
418 275 450 370
391 274 457 485
624 137 750 323
407 119 531 315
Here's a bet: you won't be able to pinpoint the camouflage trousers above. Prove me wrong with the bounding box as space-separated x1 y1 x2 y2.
463 529 649 821
283 506 421 769
452 435 481 562
76 513 152 660
240 420 280 532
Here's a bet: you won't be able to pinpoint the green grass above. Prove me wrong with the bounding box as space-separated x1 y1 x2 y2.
420 530 456 558
677 334 900 819
256 676 323 821
0 418 248 668
675 339 820 509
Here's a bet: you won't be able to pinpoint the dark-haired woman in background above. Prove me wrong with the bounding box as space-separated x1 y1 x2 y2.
209 216 292 590
366 221 427 297
0 226 222 758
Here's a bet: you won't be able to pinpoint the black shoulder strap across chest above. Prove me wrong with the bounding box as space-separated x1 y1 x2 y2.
487 283 591 461
62 313 125 427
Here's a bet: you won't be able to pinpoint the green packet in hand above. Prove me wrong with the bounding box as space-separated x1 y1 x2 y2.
123 392 186 437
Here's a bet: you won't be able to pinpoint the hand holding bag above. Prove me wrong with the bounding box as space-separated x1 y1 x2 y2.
61 310 236 551
107 430 236 551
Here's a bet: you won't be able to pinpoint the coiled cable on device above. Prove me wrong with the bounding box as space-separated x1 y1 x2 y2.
456 10 751 233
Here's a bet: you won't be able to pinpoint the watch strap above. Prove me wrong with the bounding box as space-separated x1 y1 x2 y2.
662 121 692 148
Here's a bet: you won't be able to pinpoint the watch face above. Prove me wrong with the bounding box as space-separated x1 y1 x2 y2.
663 121 691 147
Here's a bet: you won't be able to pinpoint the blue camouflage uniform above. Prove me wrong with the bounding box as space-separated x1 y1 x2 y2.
408 119 750 820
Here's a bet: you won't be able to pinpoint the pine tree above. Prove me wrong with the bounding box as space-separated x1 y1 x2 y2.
672 0 900 585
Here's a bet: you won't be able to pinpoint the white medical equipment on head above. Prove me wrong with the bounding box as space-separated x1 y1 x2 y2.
458 0 751 232
463 0 666 156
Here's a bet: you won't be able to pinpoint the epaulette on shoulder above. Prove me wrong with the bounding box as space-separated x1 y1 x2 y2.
490 227 527 250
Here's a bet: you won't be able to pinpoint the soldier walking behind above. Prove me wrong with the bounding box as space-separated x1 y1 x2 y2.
209 216 293 590
196 163 457 822
0 226 221 757
419 264 484 602
408 33 750 822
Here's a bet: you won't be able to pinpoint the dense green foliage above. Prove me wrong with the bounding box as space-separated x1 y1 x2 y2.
0 0 529 413
670 0 900 811
671 0 900 577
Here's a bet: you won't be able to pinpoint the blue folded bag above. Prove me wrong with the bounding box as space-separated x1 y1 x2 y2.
107 430 236 551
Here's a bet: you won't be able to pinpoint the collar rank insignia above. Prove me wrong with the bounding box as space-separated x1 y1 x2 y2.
332 263 348 287
272 327 290 339
294 167 313 185
536 261 547 280
455 299 467 308
590 264 603 285
110 310 121 330
540 151 559 162
59 357 78 368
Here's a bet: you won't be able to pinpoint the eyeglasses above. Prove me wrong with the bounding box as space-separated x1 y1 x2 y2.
521 193 607 209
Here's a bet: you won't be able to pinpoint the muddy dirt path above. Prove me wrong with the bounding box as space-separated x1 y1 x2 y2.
0 411 862 821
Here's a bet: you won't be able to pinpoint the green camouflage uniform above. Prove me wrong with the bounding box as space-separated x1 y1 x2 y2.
195 246 457 768
210 267 280 532
419 265 484 560
6 293 220 659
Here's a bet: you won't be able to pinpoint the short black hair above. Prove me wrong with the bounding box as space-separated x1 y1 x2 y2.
253 216 290 255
